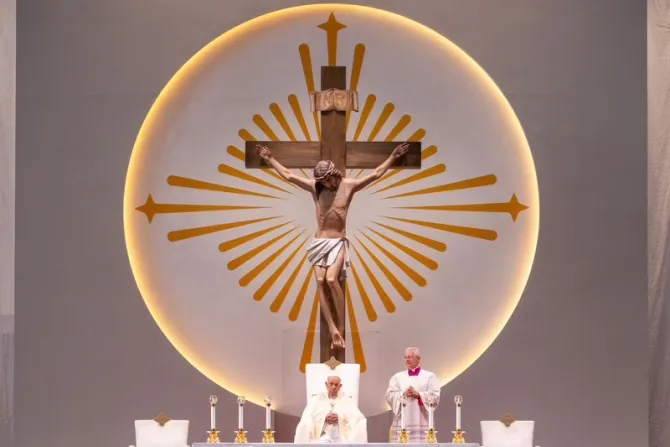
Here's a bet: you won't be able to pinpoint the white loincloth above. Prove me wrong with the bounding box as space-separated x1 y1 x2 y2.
306 238 350 281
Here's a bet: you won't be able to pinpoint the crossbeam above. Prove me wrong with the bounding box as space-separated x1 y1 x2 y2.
245 141 421 169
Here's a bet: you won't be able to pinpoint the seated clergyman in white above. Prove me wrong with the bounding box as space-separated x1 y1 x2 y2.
294 375 367 443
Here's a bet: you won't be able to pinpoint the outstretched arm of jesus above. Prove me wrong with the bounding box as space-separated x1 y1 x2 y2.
256 145 315 193
351 142 410 192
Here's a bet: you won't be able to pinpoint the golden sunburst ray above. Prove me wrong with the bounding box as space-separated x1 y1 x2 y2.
239 231 306 287
299 290 320 373
288 94 312 141
359 231 427 287
363 129 427 189
239 125 308 178
268 103 312 177
238 128 257 142
248 116 309 177
226 145 295 188
219 222 293 254
167 217 279 242
270 103 298 141
286 95 313 177
346 44 366 133
385 114 412 141
351 246 396 312
396 194 529 222
372 222 447 252
318 13 346 66
136 194 268 223
372 164 446 195
355 237 413 301
352 95 376 141
383 216 498 241
289 265 314 321
382 174 497 200
254 237 309 302
218 164 293 194
421 145 437 161
299 44 321 140
226 226 297 270
345 287 366 372
270 253 309 313
367 103 395 141
355 113 412 178
253 114 280 140
348 263 377 322
167 175 282 200
364 226 438 270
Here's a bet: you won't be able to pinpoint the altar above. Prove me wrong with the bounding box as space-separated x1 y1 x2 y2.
192 444 480 447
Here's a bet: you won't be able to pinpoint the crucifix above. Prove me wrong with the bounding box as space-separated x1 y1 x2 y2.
245 14 421 363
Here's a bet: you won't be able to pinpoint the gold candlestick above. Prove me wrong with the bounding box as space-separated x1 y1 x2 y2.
207 429 220 444
425 428 438 443
397 428 410 444
234 429 248 444
452 429 466 443
262 429 275 443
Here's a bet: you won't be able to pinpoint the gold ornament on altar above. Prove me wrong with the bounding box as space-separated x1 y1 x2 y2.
234 430 248 444
207 429 221 444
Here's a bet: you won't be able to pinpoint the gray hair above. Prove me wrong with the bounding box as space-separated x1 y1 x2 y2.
326 374 341 383
405 347 421 357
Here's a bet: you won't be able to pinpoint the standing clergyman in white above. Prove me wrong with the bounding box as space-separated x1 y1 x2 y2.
294 375 367 443
385 347 440 443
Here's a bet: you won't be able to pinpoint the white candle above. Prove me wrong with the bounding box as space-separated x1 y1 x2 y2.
210 404 216 429
428 404 434 430
238 403 244 429
456 404 461 430
401 402 406 430
265 403 271 429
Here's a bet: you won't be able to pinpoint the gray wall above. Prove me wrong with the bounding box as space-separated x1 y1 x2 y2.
15 1 647 447
0 0 15 445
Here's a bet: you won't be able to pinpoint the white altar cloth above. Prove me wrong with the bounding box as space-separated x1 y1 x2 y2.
193 443 479 447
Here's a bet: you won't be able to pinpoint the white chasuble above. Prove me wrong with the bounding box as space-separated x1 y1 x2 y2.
294 392 367 444
385 368 440 443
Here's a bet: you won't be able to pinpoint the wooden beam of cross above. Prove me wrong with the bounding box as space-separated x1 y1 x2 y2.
244 19 421 365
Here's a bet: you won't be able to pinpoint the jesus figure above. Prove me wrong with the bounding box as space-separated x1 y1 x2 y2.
256 143 409 349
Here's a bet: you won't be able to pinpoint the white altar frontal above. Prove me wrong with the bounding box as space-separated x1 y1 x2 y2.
192 444 479 447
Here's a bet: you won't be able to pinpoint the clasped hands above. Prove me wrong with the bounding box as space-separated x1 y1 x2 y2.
403 386 420 399
325 413 339 424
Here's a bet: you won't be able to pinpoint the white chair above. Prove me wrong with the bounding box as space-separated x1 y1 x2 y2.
305 358 360 406
481 414 536 447
130 413 189 447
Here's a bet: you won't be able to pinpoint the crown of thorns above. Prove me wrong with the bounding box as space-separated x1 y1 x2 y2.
313 160 341 181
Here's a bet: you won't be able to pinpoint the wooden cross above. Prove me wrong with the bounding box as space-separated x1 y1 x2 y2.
245 17 421 364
